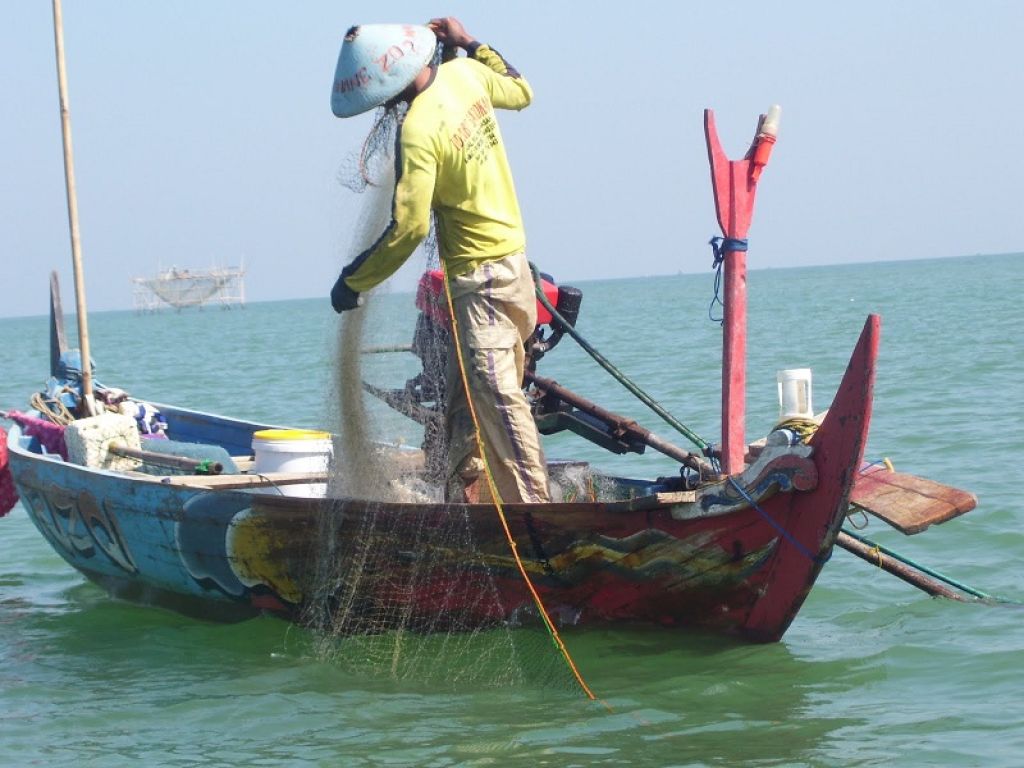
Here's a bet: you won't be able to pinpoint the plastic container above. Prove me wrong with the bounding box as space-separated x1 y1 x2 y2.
760 104 782 138
252 429 332 475
776 368 814 420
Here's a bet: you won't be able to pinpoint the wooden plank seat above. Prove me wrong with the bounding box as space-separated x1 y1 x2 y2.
156 471 327 489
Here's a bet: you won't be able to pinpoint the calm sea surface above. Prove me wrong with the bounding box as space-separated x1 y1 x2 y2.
1 253 1021 766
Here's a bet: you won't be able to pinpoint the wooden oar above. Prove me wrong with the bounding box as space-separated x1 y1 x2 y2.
835 530 968 600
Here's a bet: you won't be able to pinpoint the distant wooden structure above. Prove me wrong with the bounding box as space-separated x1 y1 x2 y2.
132 265 245 312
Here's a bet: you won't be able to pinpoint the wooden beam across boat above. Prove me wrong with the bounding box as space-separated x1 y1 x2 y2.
156 472 327 489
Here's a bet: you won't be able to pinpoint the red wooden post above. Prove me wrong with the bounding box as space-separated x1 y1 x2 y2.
722 232 747 475
704 107 779 475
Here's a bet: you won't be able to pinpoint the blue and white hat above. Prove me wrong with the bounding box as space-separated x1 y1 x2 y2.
331 24 437 118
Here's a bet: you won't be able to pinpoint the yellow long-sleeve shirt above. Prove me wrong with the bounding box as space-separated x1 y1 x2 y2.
342 44 532 293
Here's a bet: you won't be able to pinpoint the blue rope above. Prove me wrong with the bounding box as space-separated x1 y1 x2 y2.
707 237 748 325
710 236 749 259
708 262 724 324
727 476 829 565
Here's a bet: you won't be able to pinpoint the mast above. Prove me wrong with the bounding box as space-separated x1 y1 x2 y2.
704 106 779 474
52 0 96 416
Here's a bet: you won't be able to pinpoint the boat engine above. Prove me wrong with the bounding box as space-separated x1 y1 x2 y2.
368 269 702 483
365 269 582 480
410 269 582 394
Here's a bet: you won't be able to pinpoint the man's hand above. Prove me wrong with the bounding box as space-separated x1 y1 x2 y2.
428 17 474 49
330 274 362 313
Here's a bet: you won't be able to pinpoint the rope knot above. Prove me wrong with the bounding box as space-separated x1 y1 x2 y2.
707 237 747 325
708 236 749 268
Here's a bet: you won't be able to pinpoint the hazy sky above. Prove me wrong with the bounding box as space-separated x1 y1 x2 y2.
2 1 1021 318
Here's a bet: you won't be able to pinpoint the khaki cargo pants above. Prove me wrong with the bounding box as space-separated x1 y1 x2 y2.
445 251 551 504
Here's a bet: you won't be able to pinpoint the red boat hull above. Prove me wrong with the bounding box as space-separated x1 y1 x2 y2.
240 316 879 641
9 317 878 642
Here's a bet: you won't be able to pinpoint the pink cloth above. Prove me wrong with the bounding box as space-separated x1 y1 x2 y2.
6 411 68 460
0 427 17 517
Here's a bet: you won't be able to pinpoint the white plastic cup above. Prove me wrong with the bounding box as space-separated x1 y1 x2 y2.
760 104 782 138
777 368 813 420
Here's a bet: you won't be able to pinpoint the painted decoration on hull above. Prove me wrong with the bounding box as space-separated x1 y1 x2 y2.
19 480 138 574
176 493 301 606
14 468 787 629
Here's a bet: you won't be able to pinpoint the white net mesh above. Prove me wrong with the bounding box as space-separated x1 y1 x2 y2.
300 113 576 691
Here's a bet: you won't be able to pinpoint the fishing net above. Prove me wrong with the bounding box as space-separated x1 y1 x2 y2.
336 103 405 195
301 110 576 691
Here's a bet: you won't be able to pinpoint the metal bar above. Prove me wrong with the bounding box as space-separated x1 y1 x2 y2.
526 371 714 477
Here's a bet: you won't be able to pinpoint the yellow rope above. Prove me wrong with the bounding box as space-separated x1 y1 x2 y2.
773 417 820 443
29 392 75 426
870 545 883 566
440 261 600 704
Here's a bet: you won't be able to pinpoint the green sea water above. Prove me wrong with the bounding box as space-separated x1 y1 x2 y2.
1 253 1021 767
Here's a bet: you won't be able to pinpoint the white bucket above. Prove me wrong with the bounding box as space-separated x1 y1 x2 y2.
252 429 333 475
273 481 328 499
776 368 814 420
252 429 332 498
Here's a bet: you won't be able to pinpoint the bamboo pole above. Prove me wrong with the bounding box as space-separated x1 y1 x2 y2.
835 530 967 601
52 0 95 416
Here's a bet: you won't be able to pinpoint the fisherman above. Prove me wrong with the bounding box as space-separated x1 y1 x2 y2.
329 17 550 504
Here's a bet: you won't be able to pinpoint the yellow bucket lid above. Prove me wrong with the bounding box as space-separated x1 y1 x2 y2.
253 429 331 441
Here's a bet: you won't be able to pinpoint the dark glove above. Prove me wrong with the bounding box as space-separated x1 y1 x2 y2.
330 273 362 313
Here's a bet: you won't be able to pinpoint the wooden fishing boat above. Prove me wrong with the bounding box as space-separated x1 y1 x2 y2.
0 101 976 647
3 311 874 641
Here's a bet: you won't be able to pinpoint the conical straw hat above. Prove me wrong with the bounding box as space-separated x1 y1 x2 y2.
331 24 437 118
